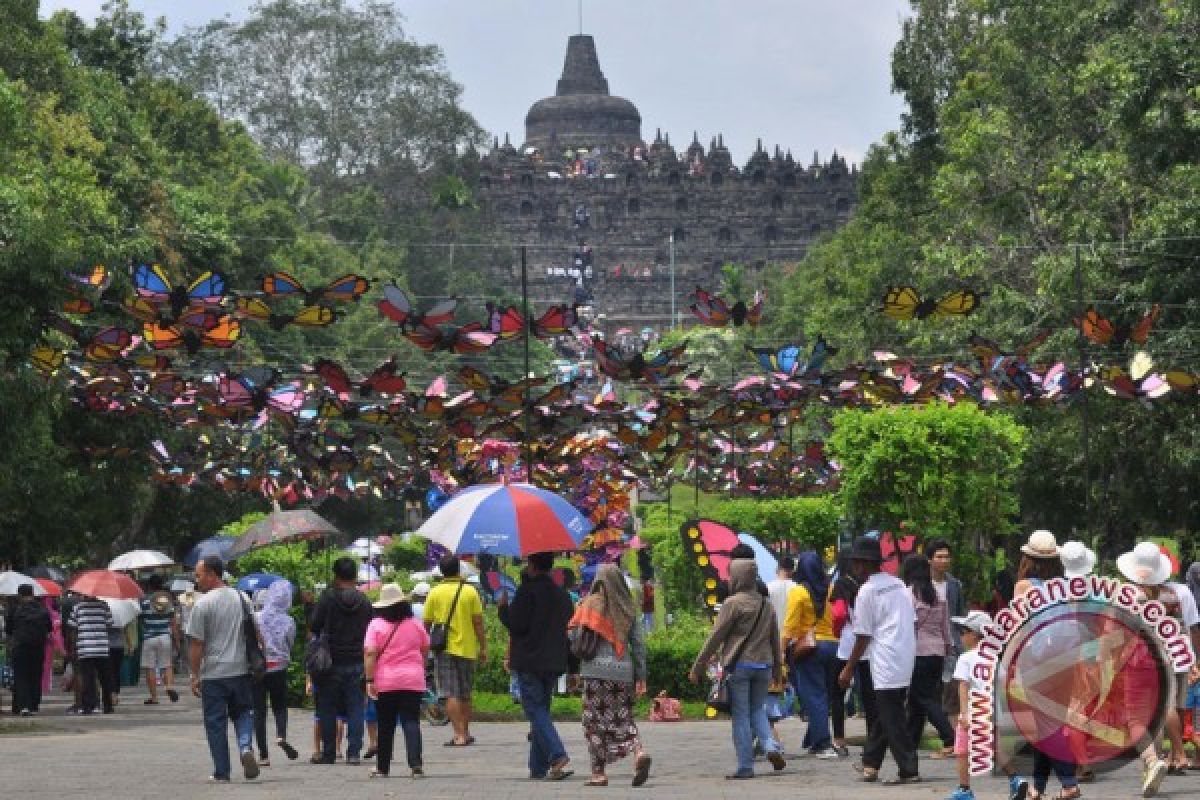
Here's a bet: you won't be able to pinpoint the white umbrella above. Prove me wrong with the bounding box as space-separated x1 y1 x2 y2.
0 570 46 596
357 564 380 583
108 549 174 571
104 598 142 627
169 579 194 593
346 537 380 559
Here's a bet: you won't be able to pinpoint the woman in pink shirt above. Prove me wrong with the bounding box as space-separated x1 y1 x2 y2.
364 584 430 778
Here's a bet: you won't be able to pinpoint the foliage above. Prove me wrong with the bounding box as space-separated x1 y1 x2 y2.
384 536 429 573
828 403 1027 598
644 611 711 702
231 542 331 591
768 1 1200 554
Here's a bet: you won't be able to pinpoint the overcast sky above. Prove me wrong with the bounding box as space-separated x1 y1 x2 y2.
43 0 913 165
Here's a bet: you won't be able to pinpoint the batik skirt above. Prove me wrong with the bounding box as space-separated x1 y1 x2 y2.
581 678 642 772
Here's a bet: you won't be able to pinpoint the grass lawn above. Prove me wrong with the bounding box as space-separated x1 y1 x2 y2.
470 691 710 722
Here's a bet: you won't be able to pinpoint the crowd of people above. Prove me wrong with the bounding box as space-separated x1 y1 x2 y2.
4 532 1199 794
690 532 1200 800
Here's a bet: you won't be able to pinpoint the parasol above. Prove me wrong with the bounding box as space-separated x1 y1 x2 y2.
227 505 342 559
108 550 174 571
68 569 144 600
415 482 593 557
182 536 237 568
0 570 46 596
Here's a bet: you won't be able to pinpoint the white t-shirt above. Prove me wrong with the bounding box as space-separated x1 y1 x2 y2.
1167 582 1200 628
837 604 860 661
953 648 988 693
853 572 916 690
766 577 796 632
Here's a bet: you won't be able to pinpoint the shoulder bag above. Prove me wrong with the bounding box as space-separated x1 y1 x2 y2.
238 592 267 682
707 598 767 714
304 590 333 678
428 581 466 654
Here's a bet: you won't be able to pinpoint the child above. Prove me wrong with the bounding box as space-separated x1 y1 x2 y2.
765 666 789 751
947 611 1029 800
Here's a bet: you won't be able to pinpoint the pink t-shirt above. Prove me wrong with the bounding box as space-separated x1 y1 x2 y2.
364 617 429 693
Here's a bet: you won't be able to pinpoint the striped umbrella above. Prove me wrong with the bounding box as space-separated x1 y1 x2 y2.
415 483 593 557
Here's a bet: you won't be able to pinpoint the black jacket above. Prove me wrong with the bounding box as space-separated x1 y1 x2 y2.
311 587 372 665
499 572 575 676
8 600 52 650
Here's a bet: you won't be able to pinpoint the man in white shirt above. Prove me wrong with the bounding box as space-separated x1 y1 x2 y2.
766 556 796 633
838 535 919 784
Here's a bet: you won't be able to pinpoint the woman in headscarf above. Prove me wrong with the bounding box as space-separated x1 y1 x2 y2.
568 564 652 787
782 550 838 757
253 579 298 766
690 558 786 779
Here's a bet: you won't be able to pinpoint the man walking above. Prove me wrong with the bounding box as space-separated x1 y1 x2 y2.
925 538 965 730
141 584 181 704
68 590 115 715
839 535 919 784
499 551 575 780
766 555 796 636
310 557 372 764
187 555 258 783
423 555 486 747
6 584 52 715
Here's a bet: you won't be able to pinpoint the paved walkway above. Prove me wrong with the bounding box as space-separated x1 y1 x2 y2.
0 685 1186 799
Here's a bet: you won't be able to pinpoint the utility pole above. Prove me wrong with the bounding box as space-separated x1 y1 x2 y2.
521 246 534 486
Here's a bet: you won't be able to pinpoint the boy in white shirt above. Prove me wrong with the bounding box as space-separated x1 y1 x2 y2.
947 611 1029 800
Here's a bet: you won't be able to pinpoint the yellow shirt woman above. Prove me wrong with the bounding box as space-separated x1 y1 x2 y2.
782 583 836 645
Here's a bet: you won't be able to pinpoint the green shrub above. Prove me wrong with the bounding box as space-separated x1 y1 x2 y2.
645 611 710 701
385 537 428 572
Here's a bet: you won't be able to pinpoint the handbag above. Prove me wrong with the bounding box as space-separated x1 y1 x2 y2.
650 691 682 722
570 625 603 661
304 590 334 678
428 582 465 654
239 594 267 682
787 629 817 662
707 598 767 714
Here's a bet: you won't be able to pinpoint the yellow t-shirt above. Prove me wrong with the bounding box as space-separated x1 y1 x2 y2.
423 578 484 659
782 584 837 643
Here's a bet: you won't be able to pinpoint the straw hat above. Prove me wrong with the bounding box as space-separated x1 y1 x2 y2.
1059 541 1097 578
1117 542 1172 587
149 590 174 614
1020 530 1060 559
372 583 407 609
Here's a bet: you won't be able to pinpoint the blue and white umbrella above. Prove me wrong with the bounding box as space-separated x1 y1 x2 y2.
236 573 284 593
182 536 236 568
415 482 593 557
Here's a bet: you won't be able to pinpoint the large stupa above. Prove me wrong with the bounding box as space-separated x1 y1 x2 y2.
523 34 642 151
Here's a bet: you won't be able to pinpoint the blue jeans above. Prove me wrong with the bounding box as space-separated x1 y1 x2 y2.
316 662 365 761
516 671 566 777
201 675 255 780
729 666 779 775
794 641 834 752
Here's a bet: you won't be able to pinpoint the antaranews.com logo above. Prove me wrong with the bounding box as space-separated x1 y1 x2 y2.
968 575 1195 776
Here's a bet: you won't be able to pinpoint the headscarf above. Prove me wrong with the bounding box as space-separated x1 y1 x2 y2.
568 563 636 657
255 579 295 663
1187 561 1200 603
793 550 828 617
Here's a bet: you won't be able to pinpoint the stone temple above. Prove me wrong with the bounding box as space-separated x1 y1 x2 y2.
468 34 857 334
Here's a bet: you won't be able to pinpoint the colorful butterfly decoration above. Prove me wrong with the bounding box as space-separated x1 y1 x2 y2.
142 314 241 354
591 339 687 385
309 358 407 398
404 322 497 354
486 303 583 339
377 284 458 331
260 271 370 305
63 264 112 314
747 336 837 379
679 519 778 611
689 288 764 327
1075 304 1160 346
133 263 228 319
1093 351 1170 400
235 296 336 330
880 286 984 320
30 345 66 377
864 529 917 577
47 316 136 363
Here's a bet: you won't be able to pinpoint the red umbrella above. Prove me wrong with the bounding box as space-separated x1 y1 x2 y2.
34 578 62 597
68 569 144 600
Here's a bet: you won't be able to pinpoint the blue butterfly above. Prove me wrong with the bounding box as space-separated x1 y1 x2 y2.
747 336 836 378
134 263 228 319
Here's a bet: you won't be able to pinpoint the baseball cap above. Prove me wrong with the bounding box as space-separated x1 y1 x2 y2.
951 610 992 634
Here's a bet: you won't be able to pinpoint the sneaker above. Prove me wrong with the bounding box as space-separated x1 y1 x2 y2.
832 745 850 758
208 775 231 784
241 749 260 781
1008 775 1029 800
1143 759 1167 798
19 709 32 717
814 748 841 760
948 788 976 800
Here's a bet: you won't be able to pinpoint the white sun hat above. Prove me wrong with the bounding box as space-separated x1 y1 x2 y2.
1116 542 1172 587
1059 541 1097 578
1020 529 1060 559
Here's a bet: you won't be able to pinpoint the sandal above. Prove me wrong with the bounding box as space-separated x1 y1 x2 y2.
143 698 159 705
632 754 652 787
931 746 955 759
584 777 609 787
882 775 922 785
1054 790 1081 800
548 758 574 781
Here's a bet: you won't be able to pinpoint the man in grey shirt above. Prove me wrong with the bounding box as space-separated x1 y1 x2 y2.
188 556 259 783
